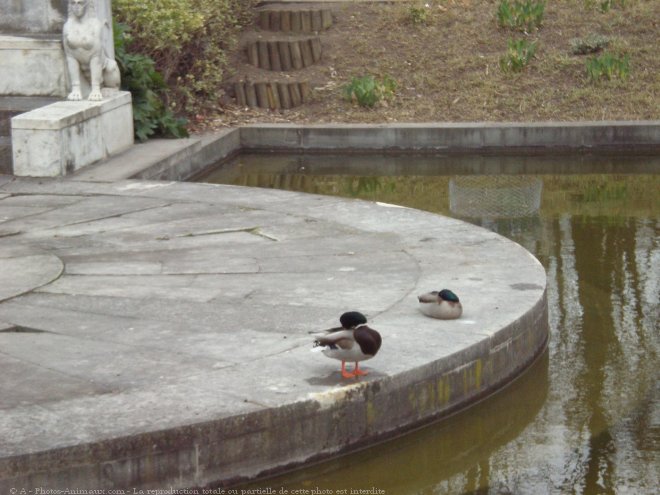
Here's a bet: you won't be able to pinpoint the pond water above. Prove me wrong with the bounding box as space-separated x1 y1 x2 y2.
196 153 659 495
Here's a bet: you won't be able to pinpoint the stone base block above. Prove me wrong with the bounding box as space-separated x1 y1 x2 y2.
11 92 134 177
0 35 68 97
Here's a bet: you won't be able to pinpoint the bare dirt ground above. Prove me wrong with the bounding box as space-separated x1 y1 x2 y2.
199 0 659 129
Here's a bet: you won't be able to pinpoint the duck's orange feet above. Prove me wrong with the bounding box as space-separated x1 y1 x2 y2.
341 361 356 379
353 363 369 376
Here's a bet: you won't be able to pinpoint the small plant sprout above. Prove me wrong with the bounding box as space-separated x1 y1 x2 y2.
590 0 626 13
344 75 397 108
497 0 546 33
409 3 431 25
586 52 630 82
500 38 538 72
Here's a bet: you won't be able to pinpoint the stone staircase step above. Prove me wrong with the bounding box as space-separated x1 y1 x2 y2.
246 36 322 71
234 80 312 110
257 7 333 33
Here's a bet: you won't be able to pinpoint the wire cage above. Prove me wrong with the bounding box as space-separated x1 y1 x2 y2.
449 175 543 219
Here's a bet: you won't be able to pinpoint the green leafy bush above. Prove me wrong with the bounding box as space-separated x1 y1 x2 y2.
113 0 257 115
344 75 397 108
586 53 630 82
113 0 204 55
114 22 188 142
570 34 611 55
500 38 538 72
497 0 545 32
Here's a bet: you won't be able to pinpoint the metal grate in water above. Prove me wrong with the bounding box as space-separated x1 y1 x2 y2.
449 175 543 218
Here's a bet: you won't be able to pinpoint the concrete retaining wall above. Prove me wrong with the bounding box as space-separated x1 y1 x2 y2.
133 129 241 182
70 122 660 183
240 122 660 153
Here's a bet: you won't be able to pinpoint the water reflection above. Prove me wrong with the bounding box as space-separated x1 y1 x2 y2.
196 153 659 494
479 214 659 495
242 351 549 495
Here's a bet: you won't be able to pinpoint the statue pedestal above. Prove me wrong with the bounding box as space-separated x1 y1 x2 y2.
11 91 134 177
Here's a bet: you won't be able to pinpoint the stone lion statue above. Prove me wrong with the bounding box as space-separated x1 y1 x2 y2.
63 0 121 101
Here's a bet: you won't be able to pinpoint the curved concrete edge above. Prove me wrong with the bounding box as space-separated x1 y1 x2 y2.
69 121 660 183
0 178 549 490
212 294 549 488
0 250 64 302
0 296 548 490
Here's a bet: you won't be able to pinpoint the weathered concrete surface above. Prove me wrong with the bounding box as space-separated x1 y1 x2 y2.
0 0 67 34
240 122 660 153
11 92 134 176
71 122 660 185
72 129 240 183
0 35 68 97
0 175 548 490
0 250 63 301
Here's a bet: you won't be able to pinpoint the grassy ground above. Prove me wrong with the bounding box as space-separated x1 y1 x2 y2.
202 0 658 129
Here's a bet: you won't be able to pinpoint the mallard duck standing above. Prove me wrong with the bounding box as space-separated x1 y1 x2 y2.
418 289 463 319
313 311 382 378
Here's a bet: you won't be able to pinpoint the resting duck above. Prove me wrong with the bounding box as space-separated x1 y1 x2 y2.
313 311 382 378
418 289 463 319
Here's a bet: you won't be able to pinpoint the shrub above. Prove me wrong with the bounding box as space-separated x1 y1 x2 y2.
114 22 188 142
586 53 630 82
497 0 545 32
113 0 204 57
500 38 538 72
113 0 258 115
570 34 611 55
344 75 397 108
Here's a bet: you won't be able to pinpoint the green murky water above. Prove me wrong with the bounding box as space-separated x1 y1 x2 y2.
196 153 659 495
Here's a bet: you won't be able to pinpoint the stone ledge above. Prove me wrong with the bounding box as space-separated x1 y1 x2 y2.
11 91 134 177
0 34 62 49
240 122 660 152
11 92 131 131
66 121 660 184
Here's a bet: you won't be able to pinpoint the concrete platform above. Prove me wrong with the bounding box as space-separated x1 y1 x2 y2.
0 174 548 490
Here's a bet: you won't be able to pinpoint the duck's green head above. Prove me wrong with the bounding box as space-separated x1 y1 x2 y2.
439 289 460 303
340 311 368 329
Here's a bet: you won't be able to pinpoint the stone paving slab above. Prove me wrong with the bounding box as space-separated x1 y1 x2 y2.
0 175 548 490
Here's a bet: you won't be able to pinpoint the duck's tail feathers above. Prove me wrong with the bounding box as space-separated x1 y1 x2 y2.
308 326 344 335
